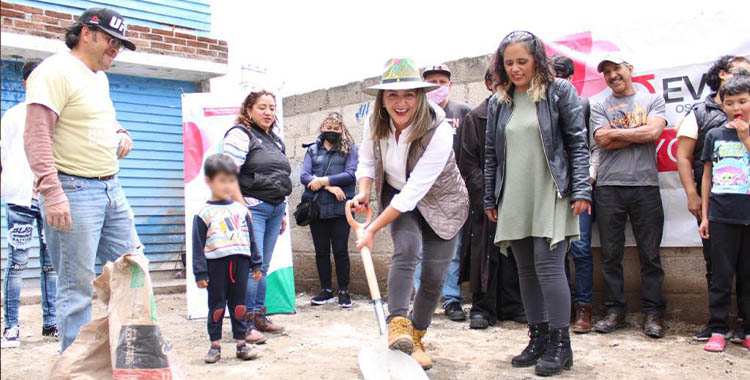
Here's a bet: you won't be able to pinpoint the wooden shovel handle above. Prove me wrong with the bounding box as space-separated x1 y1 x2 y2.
344 200 380 301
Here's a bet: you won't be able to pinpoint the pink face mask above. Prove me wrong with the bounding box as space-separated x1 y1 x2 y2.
427 85 450 104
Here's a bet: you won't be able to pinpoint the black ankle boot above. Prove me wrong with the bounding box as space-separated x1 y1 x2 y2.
535 327 573 376
511 323 549 367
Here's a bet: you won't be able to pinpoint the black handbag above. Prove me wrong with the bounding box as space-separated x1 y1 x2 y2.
294 151 334 226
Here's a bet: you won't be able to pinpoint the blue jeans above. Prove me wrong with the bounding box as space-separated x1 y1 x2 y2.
3 200 57 329
568 209 594 304
414 228 463 308
246 201 286 312
40 175 139 352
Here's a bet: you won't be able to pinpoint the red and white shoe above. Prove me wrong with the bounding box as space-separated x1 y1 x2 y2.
742 337 749 351
704 333 726 352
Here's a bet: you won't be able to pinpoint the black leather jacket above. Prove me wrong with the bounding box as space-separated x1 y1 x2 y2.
483 79 592 210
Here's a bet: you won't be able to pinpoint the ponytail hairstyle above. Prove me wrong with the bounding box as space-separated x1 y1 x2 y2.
235 90 277 130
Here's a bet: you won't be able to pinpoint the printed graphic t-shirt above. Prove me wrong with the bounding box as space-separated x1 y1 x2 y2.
25 53 120 177
591 91 667 186
443 100 472 155
701 126 750 225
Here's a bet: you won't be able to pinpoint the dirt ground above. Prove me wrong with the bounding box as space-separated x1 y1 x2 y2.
1 292 748 380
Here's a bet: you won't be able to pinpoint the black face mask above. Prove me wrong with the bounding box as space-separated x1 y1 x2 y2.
321 131 341 144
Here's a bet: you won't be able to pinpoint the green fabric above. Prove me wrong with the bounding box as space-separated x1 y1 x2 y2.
264 266 296 314
494 90 579 255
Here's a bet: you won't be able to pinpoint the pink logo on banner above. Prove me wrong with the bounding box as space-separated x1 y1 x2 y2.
183 121 208 183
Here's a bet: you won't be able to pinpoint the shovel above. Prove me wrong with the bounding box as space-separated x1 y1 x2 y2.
345 201 429 380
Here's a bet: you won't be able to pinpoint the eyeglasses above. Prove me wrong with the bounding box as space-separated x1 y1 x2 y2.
89 26 125 52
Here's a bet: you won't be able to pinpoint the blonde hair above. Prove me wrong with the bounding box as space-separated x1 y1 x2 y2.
320 112 354 155
497 75 548 105
369 89 435 143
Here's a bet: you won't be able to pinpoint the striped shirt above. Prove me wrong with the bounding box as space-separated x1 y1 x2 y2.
192 199 261 281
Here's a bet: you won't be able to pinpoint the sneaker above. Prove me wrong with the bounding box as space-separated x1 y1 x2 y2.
42 325 59 339
444 302 467 322
338 290 352 308
1 326 20 349
704 333 726 352
693 325 712 341
204 345 221 363
311 289 335 305
730 322 745 344
236 343 259 360
742 336 750 351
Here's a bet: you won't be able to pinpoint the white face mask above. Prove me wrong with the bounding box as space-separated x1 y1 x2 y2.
427 85 450 104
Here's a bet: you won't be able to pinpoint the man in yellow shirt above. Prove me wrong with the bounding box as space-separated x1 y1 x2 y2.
23 7 138 352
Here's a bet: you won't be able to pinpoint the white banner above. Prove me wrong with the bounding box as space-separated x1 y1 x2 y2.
181 92 295 319
545 31 750 247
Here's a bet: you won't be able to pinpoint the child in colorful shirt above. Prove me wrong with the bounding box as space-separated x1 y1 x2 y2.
699 76 750 352
193 153 263 363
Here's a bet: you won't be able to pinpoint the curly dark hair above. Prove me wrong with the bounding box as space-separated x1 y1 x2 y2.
706 55 735 92
235 89 277 129
492 31 555 104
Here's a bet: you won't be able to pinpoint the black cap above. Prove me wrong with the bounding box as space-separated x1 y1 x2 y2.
79 8 135 51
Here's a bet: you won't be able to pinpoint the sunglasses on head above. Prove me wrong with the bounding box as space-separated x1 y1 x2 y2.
729 67 750 77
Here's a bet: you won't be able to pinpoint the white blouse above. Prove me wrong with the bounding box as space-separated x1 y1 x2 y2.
356 111 453 213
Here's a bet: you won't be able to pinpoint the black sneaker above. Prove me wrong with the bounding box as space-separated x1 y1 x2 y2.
444 302 466 322
731 321 746 344
693 325 712 341
42 325 59 339
338 290 352 308
311 289 335 305
204 345 221 364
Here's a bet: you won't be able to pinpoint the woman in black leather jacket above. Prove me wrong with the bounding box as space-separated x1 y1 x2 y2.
483 31 591 377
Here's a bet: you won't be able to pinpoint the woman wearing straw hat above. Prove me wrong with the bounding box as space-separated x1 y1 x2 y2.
352 58 469 370
484 31 591 376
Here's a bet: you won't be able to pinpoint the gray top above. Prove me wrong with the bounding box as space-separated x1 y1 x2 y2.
494 90 579 255
590 91 667 186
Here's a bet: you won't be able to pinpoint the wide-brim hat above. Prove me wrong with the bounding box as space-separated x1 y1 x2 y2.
364 58 440 96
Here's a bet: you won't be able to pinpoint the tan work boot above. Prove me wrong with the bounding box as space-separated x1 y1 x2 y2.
387 316 414 355
245 312 267 344
254 306 285 334
572 303 592 334
411 328 432 370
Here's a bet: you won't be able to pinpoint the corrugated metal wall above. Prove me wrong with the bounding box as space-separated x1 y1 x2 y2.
1 59 195 284
5 0 212 33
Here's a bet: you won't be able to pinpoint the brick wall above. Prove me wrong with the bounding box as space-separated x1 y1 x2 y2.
0 1 227 64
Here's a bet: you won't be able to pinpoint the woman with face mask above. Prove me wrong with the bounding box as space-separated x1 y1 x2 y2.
484 31 591 377
300 112 359 308
353 58 469 370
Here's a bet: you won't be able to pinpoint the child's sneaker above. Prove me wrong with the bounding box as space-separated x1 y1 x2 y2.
204 345 221 363
1 326 20 349
311 289 335 305
743 336 750 351
42 325 59 339
704 333 726 352
338 290 352 308
236 343 259 360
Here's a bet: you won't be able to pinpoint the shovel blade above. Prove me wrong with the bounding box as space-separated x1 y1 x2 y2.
358 338 428 380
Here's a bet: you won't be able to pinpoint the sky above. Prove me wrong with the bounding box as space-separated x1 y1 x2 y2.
209 0 750 97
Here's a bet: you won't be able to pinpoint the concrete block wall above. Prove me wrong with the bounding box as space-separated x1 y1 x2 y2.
283 55 720 323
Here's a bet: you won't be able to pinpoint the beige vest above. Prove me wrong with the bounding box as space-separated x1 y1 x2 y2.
373 119 469 240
